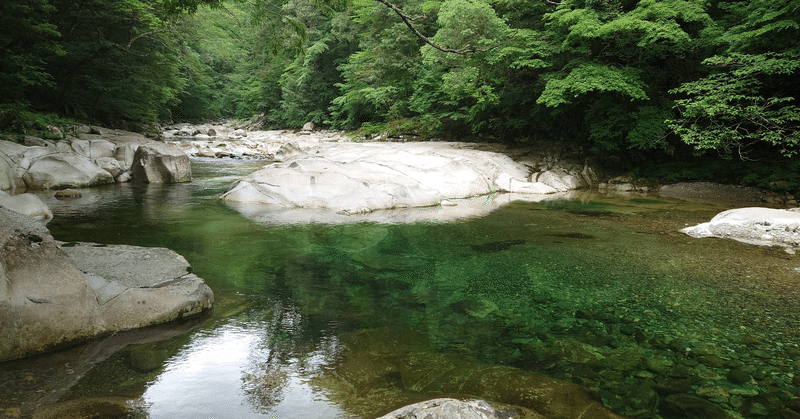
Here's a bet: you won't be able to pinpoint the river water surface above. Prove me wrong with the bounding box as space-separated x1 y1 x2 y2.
2 159 800 419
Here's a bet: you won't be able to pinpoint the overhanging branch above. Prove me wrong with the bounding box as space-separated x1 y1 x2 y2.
373 0 516 54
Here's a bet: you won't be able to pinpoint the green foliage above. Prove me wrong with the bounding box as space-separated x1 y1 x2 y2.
668 53 800 158
538 63 648 107
0 0 63 103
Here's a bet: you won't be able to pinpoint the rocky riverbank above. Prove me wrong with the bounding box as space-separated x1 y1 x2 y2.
0 208 214 363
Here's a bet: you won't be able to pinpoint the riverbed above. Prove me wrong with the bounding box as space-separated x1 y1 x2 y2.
2 158 799 419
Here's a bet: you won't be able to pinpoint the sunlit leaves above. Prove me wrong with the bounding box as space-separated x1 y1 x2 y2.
538 63 648 107
668 53 800 158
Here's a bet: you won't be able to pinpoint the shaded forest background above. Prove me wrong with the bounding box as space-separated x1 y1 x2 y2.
1 0 799 190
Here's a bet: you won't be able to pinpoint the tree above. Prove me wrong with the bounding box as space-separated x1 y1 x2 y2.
668 0 800 158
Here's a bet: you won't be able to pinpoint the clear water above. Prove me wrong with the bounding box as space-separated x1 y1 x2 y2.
2 159 800 419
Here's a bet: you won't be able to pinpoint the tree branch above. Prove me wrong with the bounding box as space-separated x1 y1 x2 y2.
114 29 173 53
373 0 515 54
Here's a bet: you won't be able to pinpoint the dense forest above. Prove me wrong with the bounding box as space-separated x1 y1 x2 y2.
1 0 799 187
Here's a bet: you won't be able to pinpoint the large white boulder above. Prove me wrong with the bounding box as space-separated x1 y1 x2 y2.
682 207 800 251
0 191 52 221
21 150 114 189
130 142 191 183
0 208 214 362
221 142 561 215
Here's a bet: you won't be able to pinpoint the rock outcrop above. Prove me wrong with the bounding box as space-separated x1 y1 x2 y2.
682 207 800 252
221 142 597 216
0 208 213 362
1 128 193 191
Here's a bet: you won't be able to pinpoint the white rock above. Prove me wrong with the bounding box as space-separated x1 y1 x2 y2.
682 207 800 250
222 142 560 215
0 191 52 221
94 156 123 178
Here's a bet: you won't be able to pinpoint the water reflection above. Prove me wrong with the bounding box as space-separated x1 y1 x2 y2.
142 304 348 419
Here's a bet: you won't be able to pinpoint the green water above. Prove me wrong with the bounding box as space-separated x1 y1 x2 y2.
2 159 800 419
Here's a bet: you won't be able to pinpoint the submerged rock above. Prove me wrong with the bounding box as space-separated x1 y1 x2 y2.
0 208 213 362
377 398 533 419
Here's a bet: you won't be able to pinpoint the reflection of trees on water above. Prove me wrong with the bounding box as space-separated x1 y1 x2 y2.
239 296 344 414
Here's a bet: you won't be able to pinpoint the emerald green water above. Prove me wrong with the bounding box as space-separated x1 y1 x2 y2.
3 159 800 418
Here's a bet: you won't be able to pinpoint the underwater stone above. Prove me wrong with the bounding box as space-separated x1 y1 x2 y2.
660 394 727 419
727 368 752 384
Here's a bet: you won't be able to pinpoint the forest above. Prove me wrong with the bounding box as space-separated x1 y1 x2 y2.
1 0 799 189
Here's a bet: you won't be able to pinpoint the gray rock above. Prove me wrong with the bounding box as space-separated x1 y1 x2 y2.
21 151 114 189
273 141 308 162
0 209 100 362
376 399 525 419
302 121 315 131
0 140 27 190
23 136 53 147
70 139 115 159
0 191 53 220
0 209 213 362
47 125 63 138
113 142 138 170
94 156 123 178
116 172 131 183
130 142 191 183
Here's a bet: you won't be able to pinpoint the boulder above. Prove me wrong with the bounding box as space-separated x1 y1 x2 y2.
0 191 52 220
0 208 100 362
0 209 214 362
70 139 115 159
0 141 26 190
222 142 564 215
302 121 315 131
113 142 138 170
682 207 800 251
94 156 123 178
377 399 537 419
130 142 191 183
116 172 132 183
21 150 114 189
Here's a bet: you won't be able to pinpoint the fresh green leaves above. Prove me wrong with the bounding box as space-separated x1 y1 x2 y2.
538 63 648 107
669 53 800 157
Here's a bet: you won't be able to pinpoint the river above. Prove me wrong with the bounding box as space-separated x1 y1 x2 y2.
2 158 799 419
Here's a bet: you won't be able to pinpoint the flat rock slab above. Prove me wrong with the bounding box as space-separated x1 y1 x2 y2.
62 243 194 287
221 142 559 215
682 207 800 251
61 242 214 330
